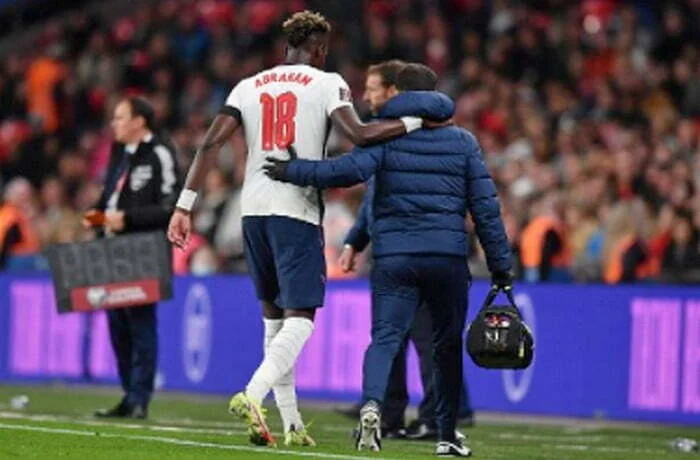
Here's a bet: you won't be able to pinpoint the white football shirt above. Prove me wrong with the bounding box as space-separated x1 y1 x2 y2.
224 64 353 226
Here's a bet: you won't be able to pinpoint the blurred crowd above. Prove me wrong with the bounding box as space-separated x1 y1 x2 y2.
1 0 700 284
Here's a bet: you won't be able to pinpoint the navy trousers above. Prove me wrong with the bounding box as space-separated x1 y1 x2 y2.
383 301 473 429
363 254 468 442
107 304 157 408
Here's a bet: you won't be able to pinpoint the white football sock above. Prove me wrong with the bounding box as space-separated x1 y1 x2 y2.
246 317 315 408
262 318 304 432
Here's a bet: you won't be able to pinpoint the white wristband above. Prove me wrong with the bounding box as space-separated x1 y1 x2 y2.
400 116 422 133
176 189 198 212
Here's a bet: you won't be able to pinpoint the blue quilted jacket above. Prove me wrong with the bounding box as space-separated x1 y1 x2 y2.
284 91 512 273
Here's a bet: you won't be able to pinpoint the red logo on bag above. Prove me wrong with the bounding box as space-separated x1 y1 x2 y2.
70 279 161 311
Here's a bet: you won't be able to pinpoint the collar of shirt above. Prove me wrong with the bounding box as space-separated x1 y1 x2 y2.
125 132 154 154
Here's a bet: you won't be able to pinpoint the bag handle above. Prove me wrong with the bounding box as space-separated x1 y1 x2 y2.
481 285 518 311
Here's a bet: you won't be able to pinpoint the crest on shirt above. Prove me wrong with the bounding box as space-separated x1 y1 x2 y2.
339 87 352 102
130 165 153 192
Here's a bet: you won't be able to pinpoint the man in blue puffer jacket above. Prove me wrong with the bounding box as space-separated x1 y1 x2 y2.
265 64 512 458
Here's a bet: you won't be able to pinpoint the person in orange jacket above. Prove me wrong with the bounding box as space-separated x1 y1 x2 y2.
602 201 653 284
520 192 571 282
0 177 41 269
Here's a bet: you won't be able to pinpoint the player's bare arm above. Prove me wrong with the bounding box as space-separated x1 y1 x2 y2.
330 106 408 146
181 114 240 202
167 114 240 248
330 106 451 147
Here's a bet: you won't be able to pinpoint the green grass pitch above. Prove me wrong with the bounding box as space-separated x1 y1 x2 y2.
0 384 698 459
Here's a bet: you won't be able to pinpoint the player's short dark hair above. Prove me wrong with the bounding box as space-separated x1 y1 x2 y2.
127 96 156 130
282 11 331 48
396 63 438 91
367 60 407 88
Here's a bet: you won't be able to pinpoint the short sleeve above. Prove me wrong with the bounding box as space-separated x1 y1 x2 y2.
324 73 353 116
220 80 244 122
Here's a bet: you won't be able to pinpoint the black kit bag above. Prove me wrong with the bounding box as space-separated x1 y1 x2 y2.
466 286 534 369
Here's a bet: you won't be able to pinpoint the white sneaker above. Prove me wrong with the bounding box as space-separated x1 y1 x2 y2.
436 440 472 457
355 401 381 452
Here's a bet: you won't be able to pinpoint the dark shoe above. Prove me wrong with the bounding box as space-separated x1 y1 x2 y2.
405 419 438 440
381 425 406 439
94 402 129 418
94 402 147 419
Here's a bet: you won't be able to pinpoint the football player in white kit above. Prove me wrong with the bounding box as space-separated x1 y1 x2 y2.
167 11 426 447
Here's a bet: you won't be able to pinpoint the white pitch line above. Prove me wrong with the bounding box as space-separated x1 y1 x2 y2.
0 411 356 436
491 432 605 443
0 411 238 436
157 416 241 428
489 430 677 450
0 411 672 457
0 422 393 460
550 443 666 455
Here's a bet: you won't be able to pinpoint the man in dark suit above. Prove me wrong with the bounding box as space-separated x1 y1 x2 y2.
85 97 180 419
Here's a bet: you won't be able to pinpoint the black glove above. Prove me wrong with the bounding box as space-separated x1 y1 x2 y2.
263 157 291 182
491 271 514 292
